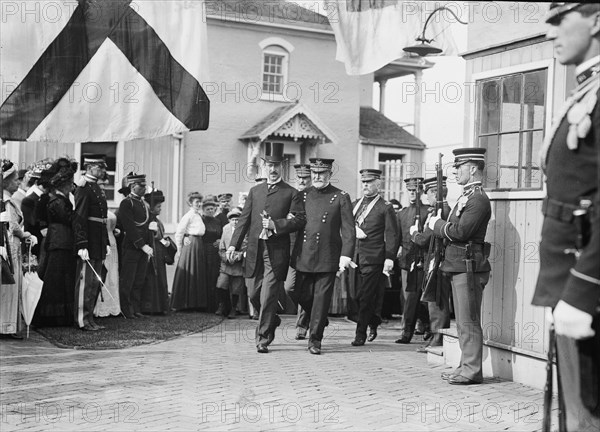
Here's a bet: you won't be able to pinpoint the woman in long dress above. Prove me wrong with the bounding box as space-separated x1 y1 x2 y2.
200 198 223 313
1 160 37 338
94 211 121 317
141 190 170 314
170 192 207 311
34 166 77 327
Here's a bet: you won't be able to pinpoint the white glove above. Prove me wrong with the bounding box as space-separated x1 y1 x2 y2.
339 256 353 270
114 228 121 236
226 246 237 263
183 237 191 246
26 234 38 247
159 238 169 247
409 220 419 235
383 258 394 276
106 246 111 256
0 210 8 223
148 221 158 232
355 226 367 239
262 218 275 230
0 246 7 261
141 245 154 257
427 209 442 231
553 300 595 340
77 248 90 260
40 228 48 237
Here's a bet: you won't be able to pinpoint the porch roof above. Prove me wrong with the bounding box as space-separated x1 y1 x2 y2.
359 106 426 149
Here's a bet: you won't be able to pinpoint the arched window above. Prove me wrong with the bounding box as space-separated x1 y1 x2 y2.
259 38 294 101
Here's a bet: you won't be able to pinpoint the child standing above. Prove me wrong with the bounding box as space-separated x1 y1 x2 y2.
216 208 245 317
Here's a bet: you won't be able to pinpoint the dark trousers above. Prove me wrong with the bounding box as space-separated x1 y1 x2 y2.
253 242 283 346
119 248 148 316
290 271 336 348
450 271 489 383
427 275 451 346
74 258 102 328
284 267 311 330
354 266 384 340
401 269 430 334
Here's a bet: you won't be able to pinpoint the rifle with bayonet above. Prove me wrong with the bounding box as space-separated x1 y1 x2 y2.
406 178 424 289
422 154 445 306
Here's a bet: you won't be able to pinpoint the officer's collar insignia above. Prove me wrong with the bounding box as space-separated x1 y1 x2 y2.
576 61 600 85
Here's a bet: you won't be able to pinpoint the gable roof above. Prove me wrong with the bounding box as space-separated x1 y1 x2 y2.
359 107 426 149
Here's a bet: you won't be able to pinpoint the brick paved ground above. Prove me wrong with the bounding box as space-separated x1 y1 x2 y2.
1 317 557 431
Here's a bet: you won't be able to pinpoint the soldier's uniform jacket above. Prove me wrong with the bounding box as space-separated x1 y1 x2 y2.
72 175 109 260
533 61 600 316
433 182 491 273
397 201 430 270
411 202 452 256
353 196 398 270
291 184 355 273
118 193 152 250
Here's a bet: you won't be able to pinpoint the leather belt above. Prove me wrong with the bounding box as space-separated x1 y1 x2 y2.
542 197 579 223
88 216 107 224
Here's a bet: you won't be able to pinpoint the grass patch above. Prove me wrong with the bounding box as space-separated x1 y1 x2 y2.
35 312 225 350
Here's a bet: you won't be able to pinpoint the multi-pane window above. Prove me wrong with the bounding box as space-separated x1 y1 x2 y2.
378 153 404 202
263 53 284 94
80 142 117 201
476 69 547 190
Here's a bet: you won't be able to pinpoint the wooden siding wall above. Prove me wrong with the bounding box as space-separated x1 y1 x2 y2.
123 136 176 227
18 141 76 169
466 39 567 358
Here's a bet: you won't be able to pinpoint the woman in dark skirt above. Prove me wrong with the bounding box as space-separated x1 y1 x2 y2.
141 190 171 314
200 198 223 313
170 192 207 311
33 164 77 327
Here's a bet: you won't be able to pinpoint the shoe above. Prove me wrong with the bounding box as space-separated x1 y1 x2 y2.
351 338 365 346
441 371 456 380
423 330 433 341
134 312 147 318
416 345 429 353
367 328 378 342
309 346 321 355
295 327 307 340
448 375 481 385
81 325 98 331
394 334 412 344
257 344 269 354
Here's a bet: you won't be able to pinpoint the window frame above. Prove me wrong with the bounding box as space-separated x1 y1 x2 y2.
375 147 406 203
470 59 554 200
260 45 290 103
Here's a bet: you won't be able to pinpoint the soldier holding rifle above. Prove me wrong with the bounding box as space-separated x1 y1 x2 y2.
427 148 491 385
533 3 600 431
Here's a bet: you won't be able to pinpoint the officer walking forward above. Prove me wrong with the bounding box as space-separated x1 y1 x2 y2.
290 158 355 354
227 143 305 354
73 154 109 331
533 3 600 430
350 169 398 347
428 148 491 385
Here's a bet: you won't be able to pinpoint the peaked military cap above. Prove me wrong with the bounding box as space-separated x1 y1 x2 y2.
309 158 334 173
218 193 233 202
452 148 486 167
144 190 165 204
125 172 146 186
293 163 311 178
227 207 242 219
82 153 107 167
423 176 447 192
262 142 286 163
360 168 382 181
404 177 424 190
545 3 585 24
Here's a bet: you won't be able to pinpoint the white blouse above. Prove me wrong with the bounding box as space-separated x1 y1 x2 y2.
175 209 206 248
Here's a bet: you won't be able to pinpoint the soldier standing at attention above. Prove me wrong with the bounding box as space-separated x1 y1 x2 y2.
350 169 398 347
290 158 355 354
73 154 109 331
533 3 600 430
428 148 491 385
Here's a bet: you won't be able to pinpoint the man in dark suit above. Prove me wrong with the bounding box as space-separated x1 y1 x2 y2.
227 142 305 353
290 158 355 354
410 176 452 353
73 154 109 331
428 148 491 385
395 177 431 344
350 169 398 346
533 4 600 430
118 172 154 319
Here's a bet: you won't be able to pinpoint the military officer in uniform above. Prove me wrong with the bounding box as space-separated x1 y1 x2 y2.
428 148 491 385
351 169 398 346
290 158 355 354
533 3 600 430
118 172 154 319
227 142 305 354
411 176 452 353
395 177 431 344
73 154 110 331
285 163 312 340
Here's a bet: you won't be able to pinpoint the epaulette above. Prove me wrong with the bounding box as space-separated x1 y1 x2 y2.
340 191 347 195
